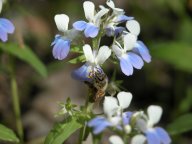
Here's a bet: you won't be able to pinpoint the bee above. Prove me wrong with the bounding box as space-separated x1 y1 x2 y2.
88 66 108 102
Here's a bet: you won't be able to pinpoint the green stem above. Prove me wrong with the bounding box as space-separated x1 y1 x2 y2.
78 88 93 144
8 55 24 143
10 72 24 143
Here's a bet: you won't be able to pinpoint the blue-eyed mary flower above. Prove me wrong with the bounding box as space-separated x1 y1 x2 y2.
0 0 15 42
52 14 74 60
126 20 151 63
88 92 133 134
131 105 171 144
105 0 133 37
72 44 111 82
112 20 151 76
73 1 109 38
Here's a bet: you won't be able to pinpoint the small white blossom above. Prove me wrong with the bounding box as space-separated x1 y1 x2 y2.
103 91 132 117
83 44 111 66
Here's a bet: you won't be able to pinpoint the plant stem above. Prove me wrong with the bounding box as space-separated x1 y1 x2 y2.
11 74 24 143
78 88 92 144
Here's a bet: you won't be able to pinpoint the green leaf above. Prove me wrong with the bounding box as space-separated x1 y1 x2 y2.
150 42 192 73
0 43 47 77
178 86 192 113
44 118 82 144
167 114 192 135
0 124 19 143
68 55 85 64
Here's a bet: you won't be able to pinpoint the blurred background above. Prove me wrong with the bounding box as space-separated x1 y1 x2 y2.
0 0 192 143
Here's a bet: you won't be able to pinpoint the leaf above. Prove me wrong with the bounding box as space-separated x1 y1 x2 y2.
0 43 47 77
150 42 192 73
44 118 82 144
178 86 192 113
68 55 85 64
167 114 192 135
0 124 19 143
178 19 192 44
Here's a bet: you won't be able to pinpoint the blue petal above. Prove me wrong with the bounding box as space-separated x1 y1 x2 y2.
122 112 133 125
119 55 133 76
155 127 171 144
73 20 87 31
93 120 112 134
127 52 144 69
114 27 126 36
84 23 99 38
71 64 92 82
146 130 161 144
88 117 106 127
105 27 114 37
0 18 15 33
116 15 134 23
52 37 71 60
0 27 7 42
133 41 151 63
88 117 112 134
51 35 62 46
106 26 125 37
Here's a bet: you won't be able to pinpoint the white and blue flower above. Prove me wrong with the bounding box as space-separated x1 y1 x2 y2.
51 14 78 60
131 105 171 144
112 20 151 76
52 14 73 60
0 0 15 42
88 92 133 134
72 44 111 82
73 1 109 38
105 0 133 37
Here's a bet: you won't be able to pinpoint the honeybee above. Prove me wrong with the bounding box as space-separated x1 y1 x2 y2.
88 66 108 102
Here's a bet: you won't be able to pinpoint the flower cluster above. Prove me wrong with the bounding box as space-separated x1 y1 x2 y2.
88 92 171 144
51 0 151 80
0 0 14 42
51 1 172 144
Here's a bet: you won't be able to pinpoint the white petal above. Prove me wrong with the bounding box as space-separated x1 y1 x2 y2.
83 44 94 63
109 116 121 125
103 96 118 116
94 8 109 26
136 118 148 132
54 14 69 32
106 0 115 9
95 46 111 65
126 20 140 36
112 44 123 57
131 135 146 144
123 33 137 51
106 0 124 15
117 91 132 109
147 105 163 126
109 135 124 144
83 1 95 21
